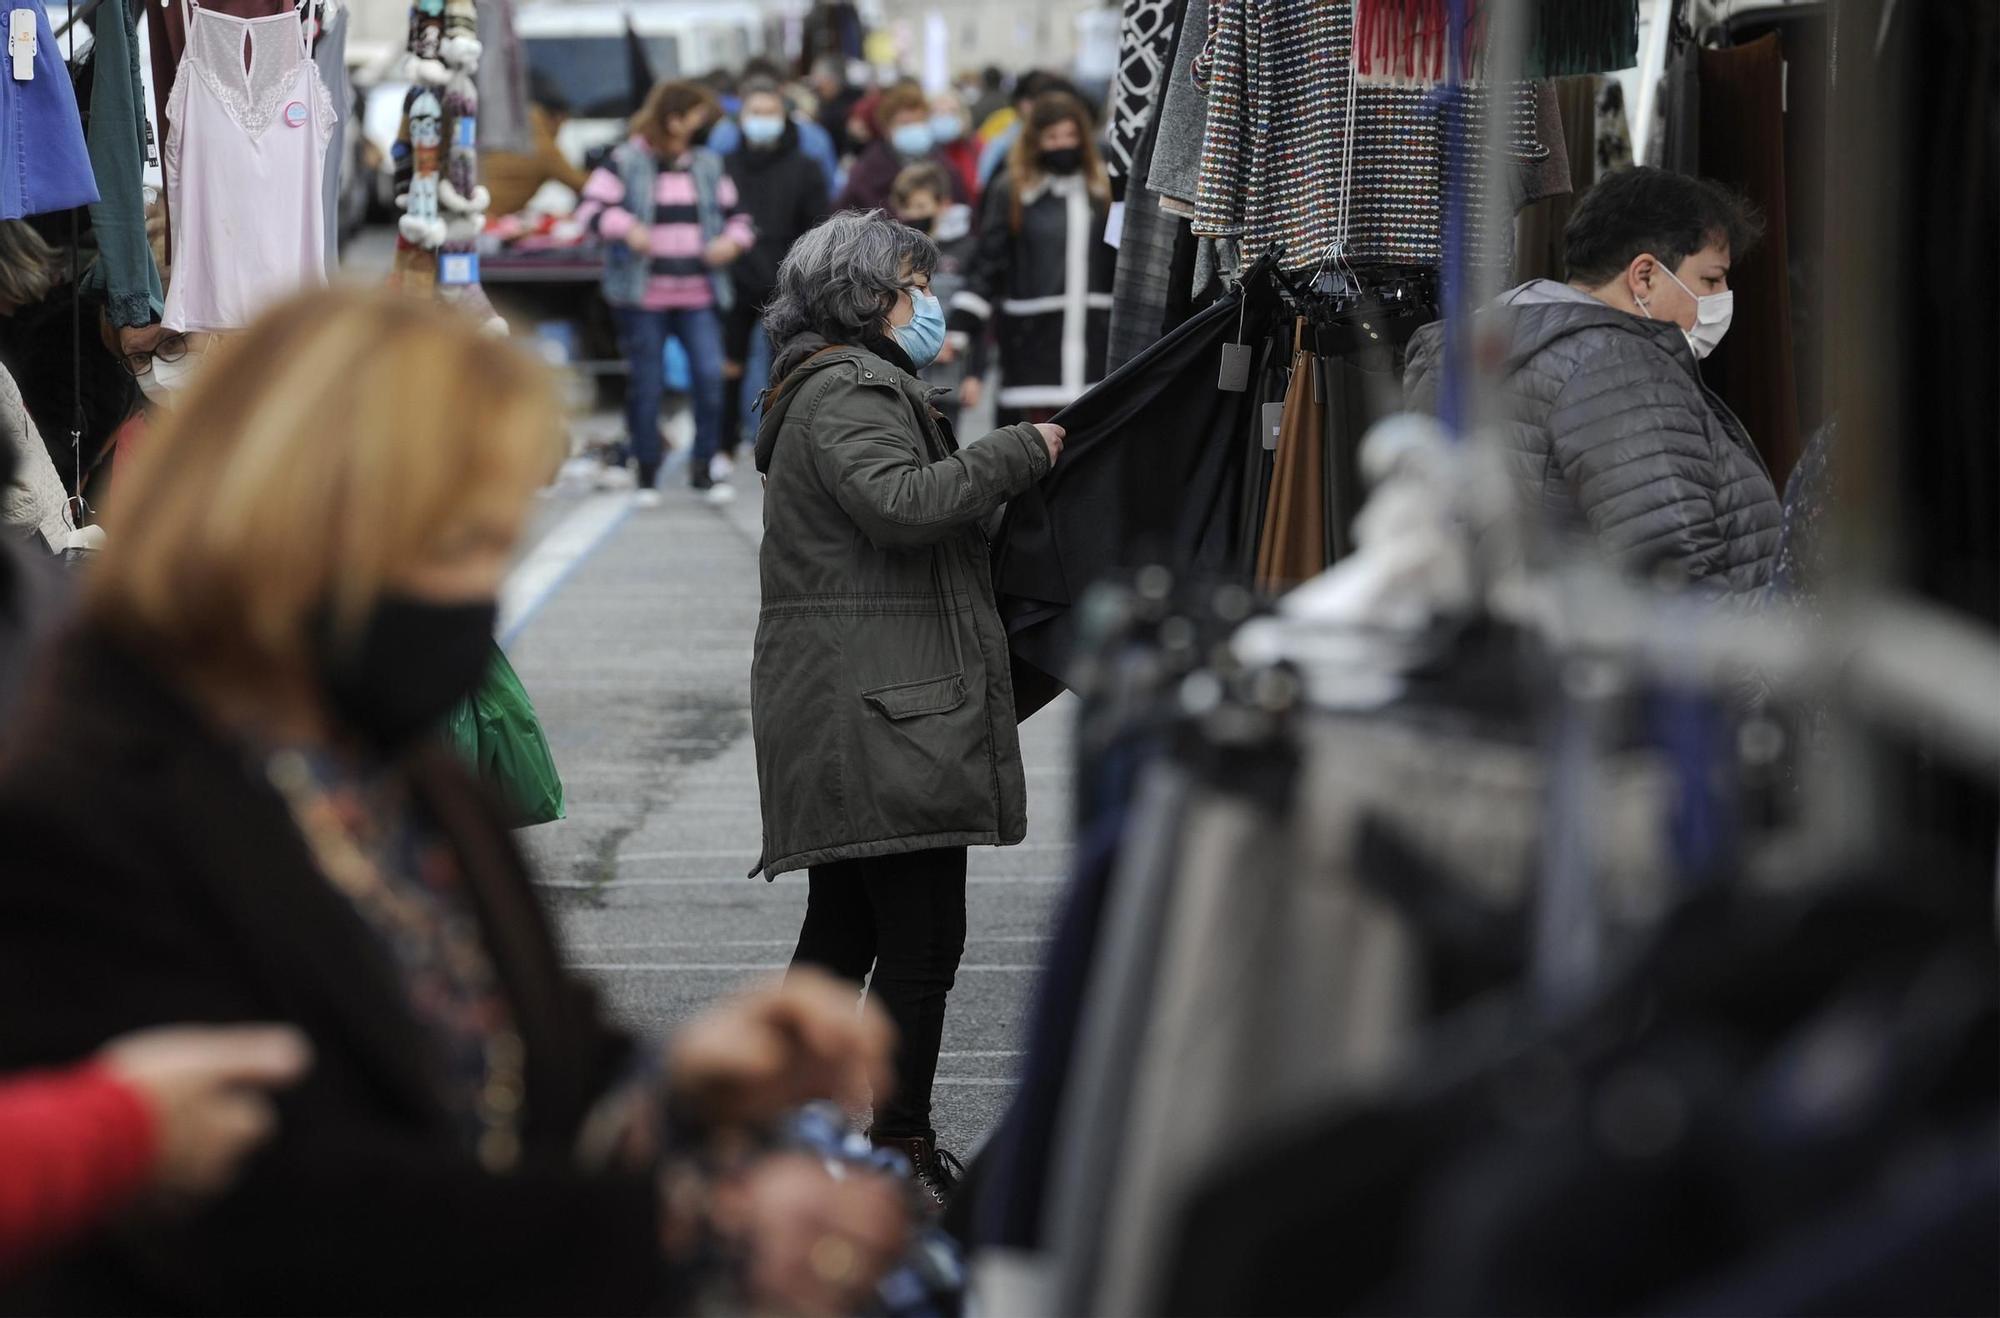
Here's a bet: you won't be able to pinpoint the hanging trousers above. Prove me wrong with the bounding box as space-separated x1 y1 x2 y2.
791 847 969 1139
1256 322 1328 592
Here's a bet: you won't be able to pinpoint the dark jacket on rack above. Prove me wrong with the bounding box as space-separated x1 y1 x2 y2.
724 120 833 309
1405 280 1781 596
0 628 666 1315
948 171 1115 413
750 335 1050 878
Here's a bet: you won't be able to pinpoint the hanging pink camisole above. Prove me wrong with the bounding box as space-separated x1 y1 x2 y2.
161 0 333 333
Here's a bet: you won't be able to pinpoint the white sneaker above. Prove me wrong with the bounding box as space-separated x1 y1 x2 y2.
702 483 738 506
709 452 735 483
634 488 664 508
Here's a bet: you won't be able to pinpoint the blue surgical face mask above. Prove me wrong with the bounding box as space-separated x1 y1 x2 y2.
929 112 964 144
890 122 935 157
892 288 946 368
741 113 786 147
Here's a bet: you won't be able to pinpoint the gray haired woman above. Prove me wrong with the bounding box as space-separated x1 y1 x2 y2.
750 210 1063 1205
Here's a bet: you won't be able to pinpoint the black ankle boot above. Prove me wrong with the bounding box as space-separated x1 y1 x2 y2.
872 1132 964 1212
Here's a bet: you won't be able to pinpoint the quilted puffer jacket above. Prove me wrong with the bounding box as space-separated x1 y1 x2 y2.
1406 280 1780 595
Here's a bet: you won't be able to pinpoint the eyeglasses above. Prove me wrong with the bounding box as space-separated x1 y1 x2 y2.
122 332 190 378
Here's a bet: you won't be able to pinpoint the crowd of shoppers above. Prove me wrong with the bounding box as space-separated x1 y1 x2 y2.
554 61 1108 510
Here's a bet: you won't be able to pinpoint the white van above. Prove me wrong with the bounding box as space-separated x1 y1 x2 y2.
515 1 774 167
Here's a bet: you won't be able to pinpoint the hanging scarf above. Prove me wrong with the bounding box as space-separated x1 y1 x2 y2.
1352 0 1639 86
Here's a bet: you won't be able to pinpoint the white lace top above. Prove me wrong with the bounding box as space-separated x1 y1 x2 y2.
161 0 333 332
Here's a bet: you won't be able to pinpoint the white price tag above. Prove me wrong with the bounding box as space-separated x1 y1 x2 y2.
10 9 37 82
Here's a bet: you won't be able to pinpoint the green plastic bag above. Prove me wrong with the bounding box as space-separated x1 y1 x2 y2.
445 643 567 827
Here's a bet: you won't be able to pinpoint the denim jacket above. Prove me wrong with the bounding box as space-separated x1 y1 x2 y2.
601 141 734 312
1 0 100 220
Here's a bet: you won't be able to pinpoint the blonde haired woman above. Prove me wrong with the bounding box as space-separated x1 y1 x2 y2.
0 288 905 1314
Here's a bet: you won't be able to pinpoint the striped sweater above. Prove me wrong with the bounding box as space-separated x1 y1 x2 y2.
575 140 756 310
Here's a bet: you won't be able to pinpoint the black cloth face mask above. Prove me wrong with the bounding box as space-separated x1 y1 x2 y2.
315 594 496 753
1040 148 1083 175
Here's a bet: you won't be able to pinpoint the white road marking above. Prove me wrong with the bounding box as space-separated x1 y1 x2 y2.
572 963 1040 972
547 843 1074 863
538 875 1067 888
569 936 1054 951
499 492 634 645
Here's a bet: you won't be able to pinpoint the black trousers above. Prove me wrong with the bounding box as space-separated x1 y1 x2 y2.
791 847 968 1140
718 298 763 459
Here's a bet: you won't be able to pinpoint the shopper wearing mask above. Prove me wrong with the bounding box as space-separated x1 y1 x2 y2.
0 288 909 1315
948 91 1114 423
927 91 980 206
752 211 1064 1209
835 83 970 215
576 79 753 506
891 163 976 432
717 78 833 478
1407 167 1780 595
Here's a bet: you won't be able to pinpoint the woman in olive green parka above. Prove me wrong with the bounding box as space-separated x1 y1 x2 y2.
750 210 1064 1202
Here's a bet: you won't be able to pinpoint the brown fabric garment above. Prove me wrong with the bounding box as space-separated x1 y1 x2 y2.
1698 34 1801 484
1514 75 1599 284
146 0 299 253
481 104 589 218
1256 321 1328 592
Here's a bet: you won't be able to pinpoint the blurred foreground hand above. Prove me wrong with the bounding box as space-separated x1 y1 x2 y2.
99 1025 312 1199
712 1153 910 1317
667 971 894 1129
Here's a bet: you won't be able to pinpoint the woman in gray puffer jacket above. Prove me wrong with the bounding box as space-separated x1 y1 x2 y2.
1407 168 1780 595
750 210 1064 1204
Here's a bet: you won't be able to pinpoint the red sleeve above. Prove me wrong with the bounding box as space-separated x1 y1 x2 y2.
0 1063 157 1274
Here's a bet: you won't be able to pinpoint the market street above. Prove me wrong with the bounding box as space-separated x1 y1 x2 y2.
503 460 1075 1157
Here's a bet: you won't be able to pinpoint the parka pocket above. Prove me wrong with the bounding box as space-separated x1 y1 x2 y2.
861 673 969 720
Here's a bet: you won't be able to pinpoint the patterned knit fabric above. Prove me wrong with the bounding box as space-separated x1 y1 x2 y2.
1105 0 1182 187
1192 0 1540 271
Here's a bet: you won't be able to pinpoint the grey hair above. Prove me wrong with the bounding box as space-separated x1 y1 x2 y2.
763 210 939 350
0 222 58 310
740 75 784 102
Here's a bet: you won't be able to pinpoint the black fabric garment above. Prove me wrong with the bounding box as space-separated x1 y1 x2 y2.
720 298 762 457
1855 0 2000 879
0 628 665 1316
1159 877 2000 1318
792 847 969 1140
0 443 69 730
993 265 1283 716
0 285 142 496
859 331 918 378
1318 308 1430 562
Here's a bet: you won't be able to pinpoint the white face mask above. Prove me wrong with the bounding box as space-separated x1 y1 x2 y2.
137 345 203 401
1639 265 1734 360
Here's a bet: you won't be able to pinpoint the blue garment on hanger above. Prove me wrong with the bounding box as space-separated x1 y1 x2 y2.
0 0 101 219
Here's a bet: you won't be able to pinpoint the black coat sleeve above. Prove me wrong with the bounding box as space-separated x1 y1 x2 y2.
948 174 1013 338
